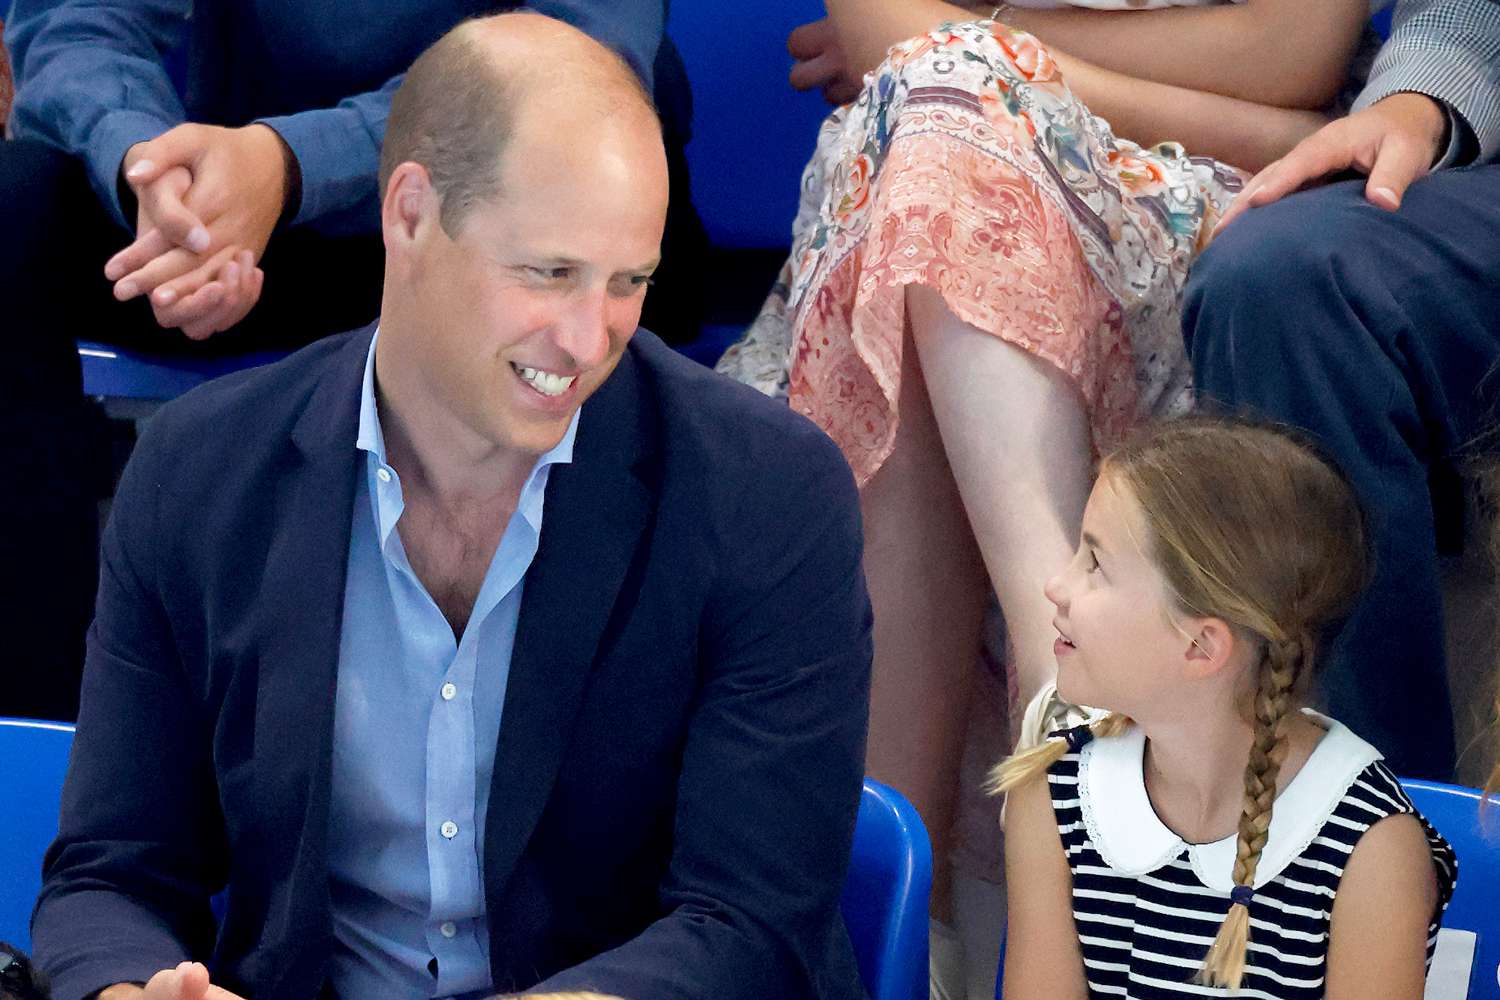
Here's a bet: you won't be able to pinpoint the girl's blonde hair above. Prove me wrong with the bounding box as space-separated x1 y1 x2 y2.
989 416 1369 990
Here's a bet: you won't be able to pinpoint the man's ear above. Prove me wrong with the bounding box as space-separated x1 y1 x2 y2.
1181 616 1238 680
381 161 439 253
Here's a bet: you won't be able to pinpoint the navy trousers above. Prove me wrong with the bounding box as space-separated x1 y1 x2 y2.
1185 168 1500 781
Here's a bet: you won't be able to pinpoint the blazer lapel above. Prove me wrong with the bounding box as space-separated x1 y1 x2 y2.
252 328 371 997
484 345 657 903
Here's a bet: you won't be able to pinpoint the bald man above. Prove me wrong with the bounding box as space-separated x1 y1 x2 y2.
31 16 872 1000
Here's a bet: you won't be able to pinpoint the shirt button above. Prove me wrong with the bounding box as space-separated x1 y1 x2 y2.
377 467 392 483
440 820 458 839
440 920 457 938
441 682 457 701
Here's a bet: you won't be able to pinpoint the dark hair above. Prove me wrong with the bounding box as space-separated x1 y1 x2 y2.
0 944 51 1000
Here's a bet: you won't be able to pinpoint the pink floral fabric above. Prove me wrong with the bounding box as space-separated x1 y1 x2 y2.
717 20 1247 486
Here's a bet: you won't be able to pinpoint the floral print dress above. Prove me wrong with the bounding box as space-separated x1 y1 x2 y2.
716 19 1246 486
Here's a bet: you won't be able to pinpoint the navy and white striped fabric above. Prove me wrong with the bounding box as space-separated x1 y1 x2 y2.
1047 715 1458 998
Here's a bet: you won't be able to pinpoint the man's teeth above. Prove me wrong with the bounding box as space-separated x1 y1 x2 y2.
515 365 577 397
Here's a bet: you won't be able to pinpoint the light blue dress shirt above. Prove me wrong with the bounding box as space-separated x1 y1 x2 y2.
328 331 578 998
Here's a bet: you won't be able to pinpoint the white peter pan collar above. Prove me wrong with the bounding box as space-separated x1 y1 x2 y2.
1077 709 1382 891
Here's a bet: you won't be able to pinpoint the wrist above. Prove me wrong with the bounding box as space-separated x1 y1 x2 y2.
248 122 303 227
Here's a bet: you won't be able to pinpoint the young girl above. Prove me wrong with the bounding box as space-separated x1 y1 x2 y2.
995 418 1456 998
715 2 1376 974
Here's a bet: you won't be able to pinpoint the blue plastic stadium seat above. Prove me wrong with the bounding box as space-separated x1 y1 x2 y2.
6 724 931 994
1402 779 1500 1000
842 778 933 1000
0 719 75 953
79 340 286 402
666 0 829 251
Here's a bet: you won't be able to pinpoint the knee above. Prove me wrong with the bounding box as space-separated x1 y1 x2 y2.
1185 181 1384 391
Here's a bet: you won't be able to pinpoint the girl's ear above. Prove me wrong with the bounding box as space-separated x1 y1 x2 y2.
1181 616 1239 680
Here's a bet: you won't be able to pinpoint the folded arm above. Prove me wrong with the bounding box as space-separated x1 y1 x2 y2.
819 0 1336 170
999 0 1369 110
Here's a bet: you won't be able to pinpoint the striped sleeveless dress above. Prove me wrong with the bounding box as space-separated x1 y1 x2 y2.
1046 713 1457 998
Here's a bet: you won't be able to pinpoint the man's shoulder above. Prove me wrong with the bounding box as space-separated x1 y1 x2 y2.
627 332 851 489
139 327 368 463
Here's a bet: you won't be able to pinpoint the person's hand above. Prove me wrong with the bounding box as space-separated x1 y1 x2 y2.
96 961 248 1000
105 123 289 338
106 162 265 340
788 18 862 106
1214 92 1449 236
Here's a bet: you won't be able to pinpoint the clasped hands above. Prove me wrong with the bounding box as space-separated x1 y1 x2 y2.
106 123 291 341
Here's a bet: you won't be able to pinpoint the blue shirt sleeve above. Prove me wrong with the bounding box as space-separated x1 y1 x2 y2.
7 0 665 236
5 0 190 229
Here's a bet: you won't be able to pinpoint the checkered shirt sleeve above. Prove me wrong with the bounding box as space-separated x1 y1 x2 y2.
1353 0 1500 164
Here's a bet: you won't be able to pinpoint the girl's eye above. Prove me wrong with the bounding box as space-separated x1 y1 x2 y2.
1086 550 1101 573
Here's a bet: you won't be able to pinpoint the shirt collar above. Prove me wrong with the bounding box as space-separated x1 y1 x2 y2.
1077 709 1381 890
356 328 580 534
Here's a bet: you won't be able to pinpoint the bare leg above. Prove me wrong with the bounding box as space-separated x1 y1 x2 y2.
906 284 1094 713
861 322 990 922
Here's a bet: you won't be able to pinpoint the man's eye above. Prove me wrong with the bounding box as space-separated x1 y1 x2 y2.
609 275 655 297
528 266 572 281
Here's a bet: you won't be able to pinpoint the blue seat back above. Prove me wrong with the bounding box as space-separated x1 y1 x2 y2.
666 0 830 249
1403 779 1500 1000
0 719 75 953
5 724 933 990
842 778 933 1000
78 341 287 401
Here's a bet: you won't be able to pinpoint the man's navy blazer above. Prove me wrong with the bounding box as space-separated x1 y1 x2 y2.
34 325 873 1000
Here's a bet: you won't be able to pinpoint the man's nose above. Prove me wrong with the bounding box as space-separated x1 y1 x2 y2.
556 288 613 370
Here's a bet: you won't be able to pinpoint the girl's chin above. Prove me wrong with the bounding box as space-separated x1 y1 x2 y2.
1054 666 1087 708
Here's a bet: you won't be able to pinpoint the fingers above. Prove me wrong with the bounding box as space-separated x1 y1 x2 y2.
143 962 211 1000
175 251 264 341
123 127 202 187
150 245 239 327
115 242 234 305
105 228 175 287
134 165 210 253
790 51 843 92
1210 164 1274 236
1363 134 1431 211
1248 136 1349 207
1212 128 1356 239
788 17 834 60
